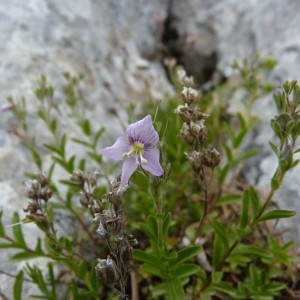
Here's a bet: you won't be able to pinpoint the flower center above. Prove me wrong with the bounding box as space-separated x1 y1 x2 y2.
122 142 147 165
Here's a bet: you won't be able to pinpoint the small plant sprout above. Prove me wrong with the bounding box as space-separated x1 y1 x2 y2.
101 114 164 185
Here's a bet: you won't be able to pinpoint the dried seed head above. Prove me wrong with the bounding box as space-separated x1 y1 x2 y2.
37 173 49 187
190 121 206 139
90 199 103 214
186 151 202 173
40 187 52 202
177 68 194 87
23 201 38 214
95 257 120 284
89 171 99 188
181 87 199 104
180 123 196 145
79 192 89 207
175 104 209 124
201 148 221 168
69 169 86 187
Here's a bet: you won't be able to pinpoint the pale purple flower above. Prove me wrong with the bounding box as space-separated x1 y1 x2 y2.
102 115 164 185
0 103 14 111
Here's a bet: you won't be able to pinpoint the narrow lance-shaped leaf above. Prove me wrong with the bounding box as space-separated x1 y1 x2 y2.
12 212 26 247
133 249 161 266
211 220 229 250
13 271 24 300
0 211 6 237
162 212 171 240
248 186 261 218
212 234 224 269
171 246 201 267
256 209 296 222
240 189 249 228
171 263 201 279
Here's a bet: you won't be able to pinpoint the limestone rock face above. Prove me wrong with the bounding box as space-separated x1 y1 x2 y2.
1 0 300 297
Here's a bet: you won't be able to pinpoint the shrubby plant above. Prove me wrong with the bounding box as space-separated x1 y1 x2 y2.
0 55 299 299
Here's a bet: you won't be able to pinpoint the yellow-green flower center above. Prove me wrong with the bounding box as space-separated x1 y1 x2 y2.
122 142 147 165
131 142 144 154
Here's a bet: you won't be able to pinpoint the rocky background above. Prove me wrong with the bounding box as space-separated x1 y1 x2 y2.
1 0 300 296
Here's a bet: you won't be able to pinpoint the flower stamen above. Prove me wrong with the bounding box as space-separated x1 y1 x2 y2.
122 142 147 165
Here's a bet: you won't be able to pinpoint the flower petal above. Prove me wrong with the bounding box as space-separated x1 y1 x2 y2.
127 115 159 147
101 135 130 161
142 147 164 176
121 157 138 185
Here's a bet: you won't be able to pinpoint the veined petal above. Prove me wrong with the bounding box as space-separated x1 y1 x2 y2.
142 147 164 176
101 135 130 161
127 115 159 147
121 157 138 185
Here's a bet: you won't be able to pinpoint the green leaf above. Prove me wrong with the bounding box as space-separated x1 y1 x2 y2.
52 156 68 170
60 134 67 155
233 245 272 259
216 194 241 206
87 152 102 164
213 282 236 297
12 213 26 247
233 129 248 149
212 270 223 283
248 186 261 218
10 251 42 261
35 238 43 254
28 144 43 170
212 234 224 269
162 212 171 240
171 263 200 278
67 155 76 173
93 127 105 147
271 120 283 139
233 148 259 165
72 138 92 148
166 277 185 300
13 270 24 300
50 119 57 134
47 263 56 294
0 243 24 249
152 283 167 297
141 263 163 277
237 112 247 131
256 209 296 222
133 249 161 266
222 142 233 161
78 158 86 171
81 119 91 136
269 141 280 157
171 246 201 267
44 144 64 157
271 177 280 191
211 220 229 250
217 164 230 185
240 190 249 228
139 223 159 246
0 211 6 237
